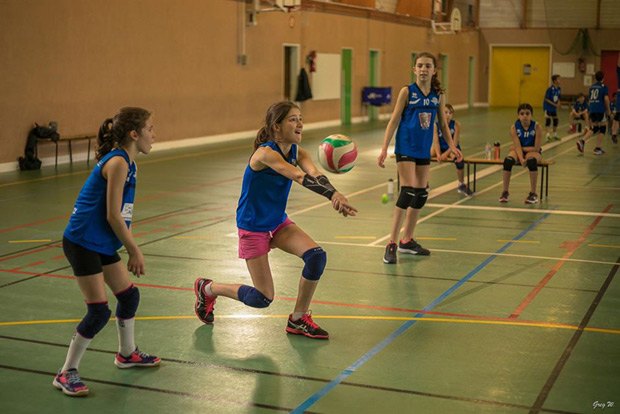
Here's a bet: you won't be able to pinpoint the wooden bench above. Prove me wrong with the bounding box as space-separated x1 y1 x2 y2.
35 134 97 168
461 157 555 200
391 155 555 200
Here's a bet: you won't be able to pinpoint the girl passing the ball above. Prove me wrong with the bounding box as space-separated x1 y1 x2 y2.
194 101 356 339
54 107 160 397
377 52 462 264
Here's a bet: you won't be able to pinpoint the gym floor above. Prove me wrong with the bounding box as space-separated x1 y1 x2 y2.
0 107 618 413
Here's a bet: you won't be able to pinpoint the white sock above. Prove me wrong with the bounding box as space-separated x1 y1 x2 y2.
204 281 215 297
61 332 91 372
116 317 136 357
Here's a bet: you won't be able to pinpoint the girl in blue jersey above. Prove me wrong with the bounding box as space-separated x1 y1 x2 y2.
54 107 160 397
612 55 620 144
432 104 473 196
377 52 462 264
577 70 611 155
568 93 588 135
194 101 357 340
543 74 561 141
499 103 543 204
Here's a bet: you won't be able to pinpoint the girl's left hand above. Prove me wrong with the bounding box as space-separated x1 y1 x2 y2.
332 192 358 217
451 147 463 162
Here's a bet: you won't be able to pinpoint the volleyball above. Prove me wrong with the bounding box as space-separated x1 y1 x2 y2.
317 134 358 174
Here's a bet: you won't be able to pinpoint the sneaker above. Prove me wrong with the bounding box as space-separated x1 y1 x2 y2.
612 135 618 144
499 191 509 203
52 369 89 397
593 147 605 155
383 242 397 264
545 133 551 142
569 125 576 133
398 239 431 256
576 139 585 153
525 192 539 204
194 277 216 324
114 347 161 369
285 311 329 339
457 183 474 196
553 134 560 141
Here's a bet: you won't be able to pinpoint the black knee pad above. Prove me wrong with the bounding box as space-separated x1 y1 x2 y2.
410 187 428 209
396 186 415 209
545 118 551 127
600 125 607 134
77 302 111 339
454 160 464 170
553 118 559 127
526 158 538 171
592 125 600 134
503 157 515 172
115 285 140 319
302 247 327 281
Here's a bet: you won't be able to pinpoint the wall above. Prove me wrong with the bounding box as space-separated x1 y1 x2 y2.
478 28 620 104
0 0 478 167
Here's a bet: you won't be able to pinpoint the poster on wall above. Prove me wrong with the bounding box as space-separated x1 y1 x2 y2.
552 62 575 78
583 75 592 86
312 53 341 101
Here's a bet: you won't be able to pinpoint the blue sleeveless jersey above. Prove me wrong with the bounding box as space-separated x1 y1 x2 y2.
543 85 561 112
395 83 440 159
64 149 136 255
437 119 460 152
588 82 609 114
515 120 537 147
573 99 587 113
236 141 297 232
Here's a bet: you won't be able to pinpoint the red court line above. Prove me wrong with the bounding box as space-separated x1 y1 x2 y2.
0 246 58 263
508 204 613 319
0 215 69 234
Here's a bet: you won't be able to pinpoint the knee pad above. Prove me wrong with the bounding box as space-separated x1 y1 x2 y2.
302 247 327 281
396 186 415 209
115 284 140 319
77 302 111 339
599 125 607 134
454 160 465 170
410 188 428 209
237 285 272 308
553 118 559 127
503 157 515 172
526 158 538 171
592 125 600 134
545 117 551 127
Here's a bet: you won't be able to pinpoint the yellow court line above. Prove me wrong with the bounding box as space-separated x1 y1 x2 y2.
8 239 52 244
1 314 618 336
334 236 377 240
416 237 457 241
589 244 620 249
172 236 213 240
497 239 540 244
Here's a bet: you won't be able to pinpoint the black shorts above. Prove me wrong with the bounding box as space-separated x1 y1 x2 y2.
589 112 605 123
614 112 620 122
545 110 558 118
63 236 121 276
395 154 431 165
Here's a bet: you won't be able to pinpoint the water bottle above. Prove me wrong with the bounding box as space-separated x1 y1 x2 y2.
387 178 394 200
484 143 491 160
493 142 501 160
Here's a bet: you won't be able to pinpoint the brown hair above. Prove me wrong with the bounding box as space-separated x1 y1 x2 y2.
96 107 151 160
253 101 300 150
415 52 443 94
445 103 455 114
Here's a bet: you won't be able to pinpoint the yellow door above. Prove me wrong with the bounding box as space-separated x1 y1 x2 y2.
490 47 550 108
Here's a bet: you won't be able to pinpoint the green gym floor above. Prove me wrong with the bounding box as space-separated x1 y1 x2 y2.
0 108 618 414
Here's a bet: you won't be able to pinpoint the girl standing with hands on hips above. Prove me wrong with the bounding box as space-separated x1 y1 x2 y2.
194 101 356 339
54 107 160 397
377 52 462 264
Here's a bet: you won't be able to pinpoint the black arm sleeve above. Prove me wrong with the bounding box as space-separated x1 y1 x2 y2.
302 174 336 200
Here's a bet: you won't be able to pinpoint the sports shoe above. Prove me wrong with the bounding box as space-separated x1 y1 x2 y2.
545 133 551 142
499 191 509 203
115 347 161 368
576 139 585 153
383 242 397 264
457 183 474 196
612 135 618 144
569 124 576 133
593 147 605 155
398 239 430 256
525 192 539 204
194 277 216 324
52 369 89 397
285 312 329 339
553 134 560 141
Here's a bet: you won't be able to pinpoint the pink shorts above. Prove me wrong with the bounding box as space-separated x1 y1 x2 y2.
238 218 294 259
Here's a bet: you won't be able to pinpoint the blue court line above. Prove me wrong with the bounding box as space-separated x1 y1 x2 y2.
291 213 551 413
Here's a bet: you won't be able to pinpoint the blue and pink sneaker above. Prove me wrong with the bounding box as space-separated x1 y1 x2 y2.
194 278 216 324
52 368 89 397
114 348 161 369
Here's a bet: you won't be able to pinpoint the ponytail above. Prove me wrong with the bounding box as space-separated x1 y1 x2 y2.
95 107 151 160
252 101 300 151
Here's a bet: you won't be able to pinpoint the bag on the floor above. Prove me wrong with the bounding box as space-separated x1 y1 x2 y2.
18 122 59 171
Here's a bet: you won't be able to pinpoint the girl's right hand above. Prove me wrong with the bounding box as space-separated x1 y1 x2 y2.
377 149 388 168
127 247 145 277
332 192 358 217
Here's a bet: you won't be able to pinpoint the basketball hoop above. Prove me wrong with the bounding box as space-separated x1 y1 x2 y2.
431 8 461 35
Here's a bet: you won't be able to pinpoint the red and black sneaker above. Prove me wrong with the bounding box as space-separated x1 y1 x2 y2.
286 312 329 339
194 278 216 324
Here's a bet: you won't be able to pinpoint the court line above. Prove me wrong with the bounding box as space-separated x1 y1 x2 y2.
426 203 620 218
1 313 618 335
7 239 52 244
509 204 613 319
528 255 620 413
291 214 551 413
